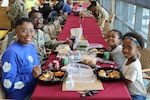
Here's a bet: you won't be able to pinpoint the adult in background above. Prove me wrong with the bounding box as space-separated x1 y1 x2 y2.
88 0 100 7
1 18 41 100
49 0 64 23
39 0 52 22
25 0 38 12
0 0 2 6
88 1 109 21
6 0 28 28
62 0 72 15
29 10 72 65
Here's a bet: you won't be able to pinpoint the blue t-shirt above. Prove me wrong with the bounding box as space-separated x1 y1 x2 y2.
1 42 40 100
62 3 72 15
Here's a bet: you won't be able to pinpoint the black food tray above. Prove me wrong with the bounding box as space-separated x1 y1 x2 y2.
95 67 122 81
38 70 67 84
88 48 106 58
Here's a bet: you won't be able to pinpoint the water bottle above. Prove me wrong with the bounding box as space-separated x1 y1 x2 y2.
66 75 75 89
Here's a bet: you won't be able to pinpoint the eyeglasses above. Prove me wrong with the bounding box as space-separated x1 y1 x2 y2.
32 17 44 22
18 29 35 34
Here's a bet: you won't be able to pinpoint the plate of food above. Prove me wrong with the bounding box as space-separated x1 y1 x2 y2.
88 48 106 58
95 67 122 81
77 40 89 51
38 70 67 84
54 44 71 54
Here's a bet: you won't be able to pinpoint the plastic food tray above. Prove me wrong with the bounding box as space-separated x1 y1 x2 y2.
66 63 96 83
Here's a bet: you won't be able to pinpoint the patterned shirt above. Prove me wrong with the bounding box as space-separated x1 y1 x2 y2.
6 0 28 27
1 42 40 100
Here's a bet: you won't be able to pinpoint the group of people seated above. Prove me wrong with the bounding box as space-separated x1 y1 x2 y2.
3 0 72 27
0 0 148 100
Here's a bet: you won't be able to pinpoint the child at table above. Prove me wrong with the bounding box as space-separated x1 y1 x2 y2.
106 29 125 70
122 32 146 100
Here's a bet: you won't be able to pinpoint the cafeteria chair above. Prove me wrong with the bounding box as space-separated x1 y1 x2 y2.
62 12 68 21
140 48 150 98
108 13 115 25
0 34 8 55
57 16 65 27
53 20 62 35
43 24 58 40
140 48 150 77
98 17 107 29
102 21 111 39
6 31 15 48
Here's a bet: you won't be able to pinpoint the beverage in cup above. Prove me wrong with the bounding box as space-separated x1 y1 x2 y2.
103 51 110 60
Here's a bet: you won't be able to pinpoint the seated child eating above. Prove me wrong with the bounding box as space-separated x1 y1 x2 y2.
106 29 125 70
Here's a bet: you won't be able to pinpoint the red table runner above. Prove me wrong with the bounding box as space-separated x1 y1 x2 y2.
31 13 131 100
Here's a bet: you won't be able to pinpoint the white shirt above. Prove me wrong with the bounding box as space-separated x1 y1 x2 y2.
122 59 146 96
110 45 125 70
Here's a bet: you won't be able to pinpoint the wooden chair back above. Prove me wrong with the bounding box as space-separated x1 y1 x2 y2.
140 48 150 76
109 13 115 24
53 20 62 34
43 24 58 40
98 17 106 29
0 34 8 55
102 21 111 38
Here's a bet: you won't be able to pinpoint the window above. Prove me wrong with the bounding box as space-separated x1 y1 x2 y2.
116 0 123 19
128 4 136 25
141 8 149 34
0 0 8 7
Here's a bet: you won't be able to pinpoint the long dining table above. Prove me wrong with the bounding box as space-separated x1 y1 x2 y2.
31 13 132 100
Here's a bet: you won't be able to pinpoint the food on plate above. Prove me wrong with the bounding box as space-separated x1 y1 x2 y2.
90 48 97 52
39 70 65 81
39 76 47 81
89 48 105 54
54 71 65 77
88 58 97 67
39 70 53 81
55 44 70 53
98 70 107 77
108 70 120 78
97 49 105 54
82 56 97 66
77 40 89 50
82 56 89 64
97 69 121 79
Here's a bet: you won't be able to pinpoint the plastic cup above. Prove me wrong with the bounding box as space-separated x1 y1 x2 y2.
103 52 110 60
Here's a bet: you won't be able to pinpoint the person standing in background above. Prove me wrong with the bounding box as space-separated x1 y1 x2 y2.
25 0 39 12
6 0 28 28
